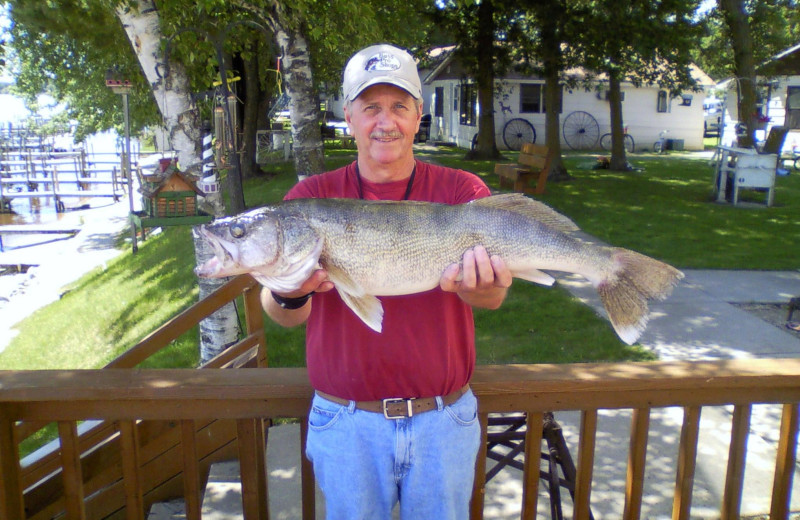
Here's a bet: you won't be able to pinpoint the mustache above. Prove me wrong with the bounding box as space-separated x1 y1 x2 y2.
369 131 404 139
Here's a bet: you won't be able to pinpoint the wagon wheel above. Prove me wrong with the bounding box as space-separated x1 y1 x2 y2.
562 111 599 150
503 118 536 151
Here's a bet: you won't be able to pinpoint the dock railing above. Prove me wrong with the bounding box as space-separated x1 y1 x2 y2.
0 275 799 519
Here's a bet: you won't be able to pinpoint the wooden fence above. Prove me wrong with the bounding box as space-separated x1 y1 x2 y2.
2 362 800 518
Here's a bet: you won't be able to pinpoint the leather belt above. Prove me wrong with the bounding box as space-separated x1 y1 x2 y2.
316 384 470 420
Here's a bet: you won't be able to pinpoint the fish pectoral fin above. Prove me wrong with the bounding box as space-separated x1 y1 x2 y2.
338 290 384 333
513 268 555 286
323 262 385 333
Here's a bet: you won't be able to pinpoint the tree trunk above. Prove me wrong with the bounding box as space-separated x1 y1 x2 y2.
465 0 500 160
719 0 757 148
240 51 264 181
272 19 326 179
192 230 240 364
116 0 237 363
539 0 570 181
607 71 629 171
115 0 202 174
234 0 326 179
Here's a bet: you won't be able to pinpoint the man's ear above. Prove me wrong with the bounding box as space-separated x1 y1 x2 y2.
344 105 353 133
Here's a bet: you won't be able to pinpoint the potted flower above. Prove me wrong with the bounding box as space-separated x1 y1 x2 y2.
754 112 771 130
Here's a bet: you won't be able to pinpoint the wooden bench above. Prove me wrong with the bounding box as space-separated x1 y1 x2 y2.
494 143 552 195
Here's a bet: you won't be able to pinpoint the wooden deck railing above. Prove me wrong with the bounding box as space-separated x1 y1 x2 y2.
7 274 267 519
2 359 800 519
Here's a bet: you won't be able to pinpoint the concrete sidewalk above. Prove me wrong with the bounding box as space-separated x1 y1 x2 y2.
150 269 800 519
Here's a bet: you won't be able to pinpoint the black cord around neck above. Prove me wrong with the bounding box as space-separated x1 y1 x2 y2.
356 162 416 201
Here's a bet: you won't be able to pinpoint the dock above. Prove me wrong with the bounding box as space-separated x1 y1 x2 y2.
0 224 81 252
1 150 128 212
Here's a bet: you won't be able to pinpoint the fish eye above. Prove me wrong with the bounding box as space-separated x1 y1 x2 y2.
230 223 246 238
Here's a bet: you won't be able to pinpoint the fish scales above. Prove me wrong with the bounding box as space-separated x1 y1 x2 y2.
297 198 585 295
195 194 683 344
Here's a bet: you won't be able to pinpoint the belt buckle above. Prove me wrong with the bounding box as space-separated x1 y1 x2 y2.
382 397 414 419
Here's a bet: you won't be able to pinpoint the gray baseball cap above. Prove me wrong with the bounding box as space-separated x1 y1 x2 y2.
342 44 422 102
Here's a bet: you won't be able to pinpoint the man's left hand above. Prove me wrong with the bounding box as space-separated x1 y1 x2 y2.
440 246 512 309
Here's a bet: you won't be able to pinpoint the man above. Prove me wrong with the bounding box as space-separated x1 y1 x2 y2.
262 43 511 519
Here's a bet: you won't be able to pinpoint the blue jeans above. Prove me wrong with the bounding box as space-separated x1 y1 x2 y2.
305 389 481 520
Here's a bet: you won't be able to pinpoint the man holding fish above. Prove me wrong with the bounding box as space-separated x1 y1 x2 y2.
264 44 510 519
196 43 682 519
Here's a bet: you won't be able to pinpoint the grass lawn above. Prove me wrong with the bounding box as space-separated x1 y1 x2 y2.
3 146 799 374
5 145 800 457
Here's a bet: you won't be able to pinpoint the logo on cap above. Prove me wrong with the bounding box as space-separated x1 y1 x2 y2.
364 52 401 73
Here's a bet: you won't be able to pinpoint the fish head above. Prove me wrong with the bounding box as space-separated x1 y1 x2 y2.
195 207 282 278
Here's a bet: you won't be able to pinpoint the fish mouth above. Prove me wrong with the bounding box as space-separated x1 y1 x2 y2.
194 225 239 278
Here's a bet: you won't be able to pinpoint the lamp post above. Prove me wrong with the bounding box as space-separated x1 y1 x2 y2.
105 74 137 253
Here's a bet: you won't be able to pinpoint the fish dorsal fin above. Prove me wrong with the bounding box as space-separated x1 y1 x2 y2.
325 262 385 333
471 194 580 233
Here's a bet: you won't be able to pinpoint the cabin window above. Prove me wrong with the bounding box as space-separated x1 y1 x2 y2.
434 86 444 117
787 86 800 129
657 90 668 113
520 84 543 113
459 83 477 126
519 83 563 114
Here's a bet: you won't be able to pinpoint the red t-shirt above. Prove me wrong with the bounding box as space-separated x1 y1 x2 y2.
285 159 491 401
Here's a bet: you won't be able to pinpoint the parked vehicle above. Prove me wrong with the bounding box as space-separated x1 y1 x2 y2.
703 98 723 136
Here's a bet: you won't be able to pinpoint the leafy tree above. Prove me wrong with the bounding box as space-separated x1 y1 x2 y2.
699 0 800 147
236 0 434 177
696 0 800 81
507 0 574 180
430 0 514 160
717 0 758 147
570 0 702 170
8 1 159 142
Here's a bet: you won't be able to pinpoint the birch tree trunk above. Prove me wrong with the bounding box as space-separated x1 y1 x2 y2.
235 0 326 178
271 13 326 179
116 0 238 364
115 0 203 174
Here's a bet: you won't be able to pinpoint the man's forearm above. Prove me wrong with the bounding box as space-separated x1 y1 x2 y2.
261 288 313 327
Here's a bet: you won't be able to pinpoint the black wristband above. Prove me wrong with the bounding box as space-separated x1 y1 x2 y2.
271 291 314 310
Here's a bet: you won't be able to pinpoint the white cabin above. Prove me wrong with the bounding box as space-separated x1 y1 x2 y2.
420 47 715 152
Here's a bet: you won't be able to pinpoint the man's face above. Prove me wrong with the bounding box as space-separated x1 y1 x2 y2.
344 84 422 169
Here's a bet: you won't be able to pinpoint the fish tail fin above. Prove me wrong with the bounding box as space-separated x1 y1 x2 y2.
596 249 684 345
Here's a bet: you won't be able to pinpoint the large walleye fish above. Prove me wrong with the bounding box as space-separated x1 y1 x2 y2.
195 194 683 344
